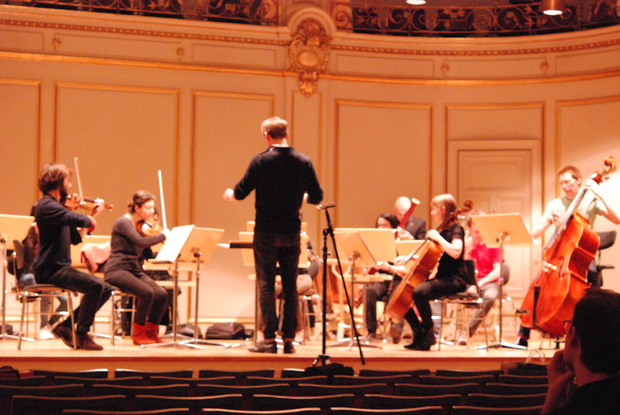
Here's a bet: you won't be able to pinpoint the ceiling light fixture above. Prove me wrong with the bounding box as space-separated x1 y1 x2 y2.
541 0 565 16
406 0 427 5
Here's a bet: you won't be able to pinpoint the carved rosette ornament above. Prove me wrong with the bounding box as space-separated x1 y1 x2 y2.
289 18 331 97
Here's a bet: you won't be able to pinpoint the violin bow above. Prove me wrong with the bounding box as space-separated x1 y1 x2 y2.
73 157 86 214
157 169 168 231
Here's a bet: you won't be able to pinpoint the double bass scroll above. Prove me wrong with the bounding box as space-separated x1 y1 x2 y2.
385 200 473 322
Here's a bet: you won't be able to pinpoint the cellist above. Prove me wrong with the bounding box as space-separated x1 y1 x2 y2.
379 194 469 351
516 165 620 348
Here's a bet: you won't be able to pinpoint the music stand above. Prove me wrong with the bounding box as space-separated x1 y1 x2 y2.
329 229 381 349
471 213 533 350
143 225 229 349
0 214 35 341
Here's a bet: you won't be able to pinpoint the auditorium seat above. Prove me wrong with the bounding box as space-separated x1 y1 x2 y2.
435 369 502 378
31 369 109 380
483 383 548 395
0 375 47 386
193 383 291 398
114 369 193 379
250 393 356 411
419 375 495 386
11 394 126 415
62 410 190 415
202 408 321 415
393 383 480 397
358 369 431 378
450 405 543 415
465 393 547 408
245 376 329 386
198 369 275 380
90 384 191 410
1 384 84 415
496 374 548 385
330 407 444 415
331 374 413 386
134 394 244 414
361 393 461 410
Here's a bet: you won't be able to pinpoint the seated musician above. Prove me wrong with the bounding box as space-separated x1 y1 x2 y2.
516 165 620 348
33 163 113 351
381 194 469 351
104 190 170 346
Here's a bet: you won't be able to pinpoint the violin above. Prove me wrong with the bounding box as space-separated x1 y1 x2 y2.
137 218 164 237
63 193 113 215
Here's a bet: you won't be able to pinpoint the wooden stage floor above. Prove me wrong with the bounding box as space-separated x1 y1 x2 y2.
0 332 555 376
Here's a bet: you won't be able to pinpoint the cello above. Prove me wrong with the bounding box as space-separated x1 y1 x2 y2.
385 199 473 322
520 157 617 338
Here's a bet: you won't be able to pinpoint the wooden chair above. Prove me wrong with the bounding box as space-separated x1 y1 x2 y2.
361 393 461 410
250 394 356 411
114 369 193 379
331 407 444 415
465 393 547 408
11 395 126 415
450 405 543 415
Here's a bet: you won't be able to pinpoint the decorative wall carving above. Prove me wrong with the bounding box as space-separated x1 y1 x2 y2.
289 18 331 97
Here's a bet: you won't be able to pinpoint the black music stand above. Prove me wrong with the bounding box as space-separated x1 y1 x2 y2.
471 213 533 350
0 214 34 342
143 225 229 349
329 229 381 350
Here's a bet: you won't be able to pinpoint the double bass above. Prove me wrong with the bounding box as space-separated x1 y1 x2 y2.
520 157 617 338
385 200 473 322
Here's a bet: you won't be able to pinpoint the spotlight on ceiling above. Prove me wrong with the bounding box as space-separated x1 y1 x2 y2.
541 0 565 16
406 0 427 5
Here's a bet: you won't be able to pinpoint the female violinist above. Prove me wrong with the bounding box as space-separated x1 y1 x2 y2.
384 194 470 351
104 190 170 345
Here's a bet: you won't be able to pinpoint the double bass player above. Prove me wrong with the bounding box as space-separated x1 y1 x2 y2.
516 164 620 348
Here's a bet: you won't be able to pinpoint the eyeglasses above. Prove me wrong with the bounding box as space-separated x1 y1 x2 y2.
563 320 572 335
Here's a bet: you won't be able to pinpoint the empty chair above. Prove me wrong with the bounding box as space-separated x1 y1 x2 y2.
507 363 547 377
62 410 190 415
251 394 356 411
54 376 145 388
203 409 321 415
198 369 275 379
394 383 480 397
134 394 244 412
358 369 431 378
451 405 543 415
496 374 548 385
91 384 190 411
1 384 84 415
245 376 329 386
331 407 444 415
362 393 461 410
150 376 236 387
483 383 548 395
466 393 547 408
11 395 126 415
194 383 291 397
296 383 387 396
32 369 109 380
0 376 47 386
280 368 308 378
419 375 495 386
332 374 413 385
115 369 193 379
435 369 502 378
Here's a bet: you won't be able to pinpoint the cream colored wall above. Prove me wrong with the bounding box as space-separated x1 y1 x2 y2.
1 5 620 323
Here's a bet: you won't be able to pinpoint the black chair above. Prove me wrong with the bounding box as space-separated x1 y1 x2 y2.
419 375 495 386
594 230 616 286
11 395 126 415
193 383 291 397
435 369 502 378
115 369 193 379
198 369 275 379
32 369 109 380
1 384 84 415
53 376 145 390
203 409 321 415
134 394 244 412
483 383 548 395
245 376 328 386
62 410 190 415
0 375 47 386
394 382 480 397
251 394 356 411
465 393 547 408
331 408 444 415
496 374 548 385
358 369 431 378
91 384 191 411
451 405 543 415
362 393 461 410
332 374 414 386
150 376 236 387
296 383 387 396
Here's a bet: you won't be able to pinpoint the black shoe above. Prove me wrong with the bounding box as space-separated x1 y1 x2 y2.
248 341 277 354
404 330 425 350
52 324 75 348
390 323 402 344
416 327 437 351
77 333 103 351
516 335 528 348
283 341 295 354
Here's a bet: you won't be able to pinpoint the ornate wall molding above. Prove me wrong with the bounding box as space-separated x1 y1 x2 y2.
289 18 331 97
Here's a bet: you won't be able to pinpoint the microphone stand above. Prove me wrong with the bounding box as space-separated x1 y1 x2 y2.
313 204 365 366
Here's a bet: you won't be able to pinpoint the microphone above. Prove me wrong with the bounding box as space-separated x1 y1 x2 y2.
316 202 336 210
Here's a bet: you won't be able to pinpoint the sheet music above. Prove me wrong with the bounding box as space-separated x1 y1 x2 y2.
152 225 194 264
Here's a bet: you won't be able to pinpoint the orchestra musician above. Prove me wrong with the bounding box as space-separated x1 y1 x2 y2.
382 194 469 351
223 116 323 354
104 190 170 345
393 196 426 240
516 165 620 348
32 163 113 351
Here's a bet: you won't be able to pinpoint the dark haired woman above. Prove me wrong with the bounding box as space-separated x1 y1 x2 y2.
104 190 169 345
